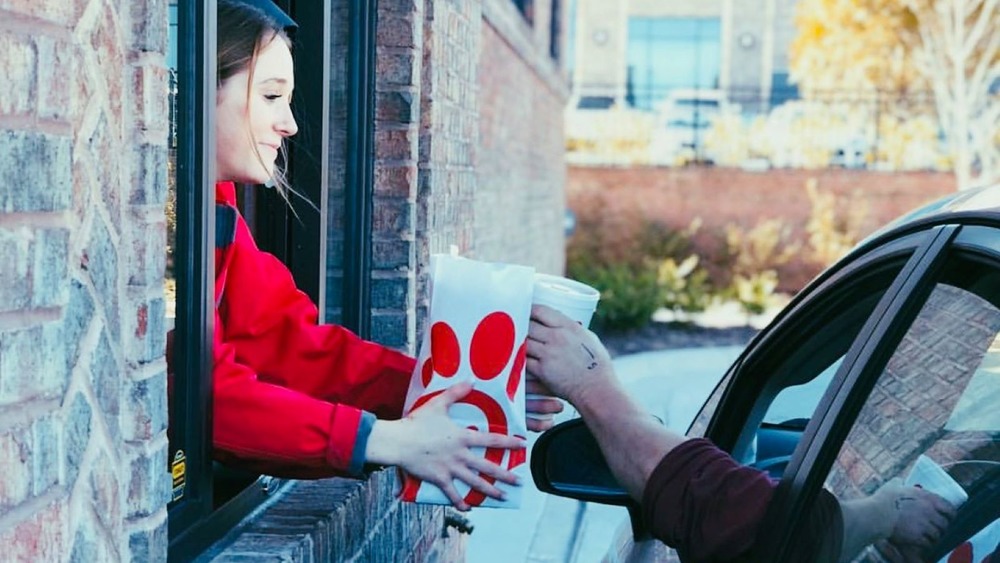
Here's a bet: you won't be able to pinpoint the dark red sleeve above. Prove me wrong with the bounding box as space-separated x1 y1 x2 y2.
641 438 842 562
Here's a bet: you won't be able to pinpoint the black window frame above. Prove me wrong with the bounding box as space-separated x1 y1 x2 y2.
167 0 377 559
167 0 219 557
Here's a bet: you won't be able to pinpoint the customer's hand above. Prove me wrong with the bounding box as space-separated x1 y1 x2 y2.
367 382 524 511
874 479 956 561
526 304 615 404
525 376 564 432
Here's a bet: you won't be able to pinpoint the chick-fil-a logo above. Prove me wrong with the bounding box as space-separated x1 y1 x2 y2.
401 312 527 507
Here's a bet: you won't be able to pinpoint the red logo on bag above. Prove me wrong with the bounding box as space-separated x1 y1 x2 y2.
400 388 510 505
403 310 532 506
506 342 527 400
431 321 461 377
470 312 516 380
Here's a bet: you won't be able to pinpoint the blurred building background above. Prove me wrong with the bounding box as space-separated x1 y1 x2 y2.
563 0 949 172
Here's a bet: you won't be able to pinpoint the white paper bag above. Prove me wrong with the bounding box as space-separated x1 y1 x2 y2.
398 254 535 508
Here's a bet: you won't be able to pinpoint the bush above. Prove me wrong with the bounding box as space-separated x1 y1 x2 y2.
567 191 713 331
568 261 662 332
657 255 713 314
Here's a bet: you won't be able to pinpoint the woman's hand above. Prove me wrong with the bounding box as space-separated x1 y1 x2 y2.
367 382 525 511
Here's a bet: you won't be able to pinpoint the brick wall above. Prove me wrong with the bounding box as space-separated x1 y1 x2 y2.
476 0 568 275
567 166 956 289
0 1 170 561
413 0 484 340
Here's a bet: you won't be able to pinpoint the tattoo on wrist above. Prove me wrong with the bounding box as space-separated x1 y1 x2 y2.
581 343 598 370
895 496 916 511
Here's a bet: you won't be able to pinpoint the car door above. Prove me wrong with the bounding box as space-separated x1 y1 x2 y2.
757 223 1000 562
612 227 944 562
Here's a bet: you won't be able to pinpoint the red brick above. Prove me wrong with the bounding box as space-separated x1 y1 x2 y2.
132 63 169 136
0 497 68 561
375 128 417 161
0 0 74 25
0 425 31 511
375 165 417 197
35 37 73 121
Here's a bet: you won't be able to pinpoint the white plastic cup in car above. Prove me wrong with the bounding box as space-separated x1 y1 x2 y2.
527 273 601 421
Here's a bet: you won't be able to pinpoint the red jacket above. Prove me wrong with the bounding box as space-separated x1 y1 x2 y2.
208 181 415 478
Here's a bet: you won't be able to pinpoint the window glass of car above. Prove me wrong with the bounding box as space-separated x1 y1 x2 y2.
689 250 912 474
821 256 1000 562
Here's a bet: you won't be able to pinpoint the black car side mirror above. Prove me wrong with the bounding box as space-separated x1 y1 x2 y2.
530 418 650 540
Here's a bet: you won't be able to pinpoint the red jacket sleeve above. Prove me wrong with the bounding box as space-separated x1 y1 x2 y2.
211 215 415 478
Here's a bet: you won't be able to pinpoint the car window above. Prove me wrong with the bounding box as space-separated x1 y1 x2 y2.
689 254 909 474
821 262 1000 562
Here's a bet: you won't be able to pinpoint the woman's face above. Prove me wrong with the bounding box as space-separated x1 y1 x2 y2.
216 34 298 184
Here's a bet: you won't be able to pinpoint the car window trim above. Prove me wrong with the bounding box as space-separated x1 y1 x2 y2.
759 224 961 562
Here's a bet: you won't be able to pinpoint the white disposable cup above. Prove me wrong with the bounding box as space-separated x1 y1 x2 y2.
532 273 601 328
528 273 601 421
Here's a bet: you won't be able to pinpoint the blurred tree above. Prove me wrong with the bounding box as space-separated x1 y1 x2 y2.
790 0 999 190
790 0 924 93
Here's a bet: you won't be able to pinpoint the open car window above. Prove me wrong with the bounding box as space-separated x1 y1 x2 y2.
688 247 915 475
822 254 1000 562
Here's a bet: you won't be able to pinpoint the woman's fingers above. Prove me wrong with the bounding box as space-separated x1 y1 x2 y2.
436 381 473 406
437 480 470 512
465 455 520 486
467 429 524 451
454 466 507 500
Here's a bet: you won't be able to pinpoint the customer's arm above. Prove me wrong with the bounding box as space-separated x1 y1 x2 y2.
526 305 954 562
525 305 686 500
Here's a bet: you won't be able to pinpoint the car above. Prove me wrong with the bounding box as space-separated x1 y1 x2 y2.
532 184 1000 562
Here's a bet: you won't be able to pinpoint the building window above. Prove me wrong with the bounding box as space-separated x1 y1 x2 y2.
625 17 722 111
549 0 561 61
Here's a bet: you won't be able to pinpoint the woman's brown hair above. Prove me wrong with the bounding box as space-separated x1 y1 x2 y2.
217 0 293 197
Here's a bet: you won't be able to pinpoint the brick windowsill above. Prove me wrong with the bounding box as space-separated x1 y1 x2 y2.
197 468 464 562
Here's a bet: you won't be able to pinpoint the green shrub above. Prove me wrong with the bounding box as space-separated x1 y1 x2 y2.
657 255 713 314
568 261 662 332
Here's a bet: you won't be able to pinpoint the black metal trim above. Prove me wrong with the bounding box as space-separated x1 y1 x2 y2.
168 0 217 547
342 0 378 338
285 0 331 315
170 478 292 562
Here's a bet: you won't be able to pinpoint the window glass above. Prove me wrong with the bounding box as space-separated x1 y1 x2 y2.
689 257 906 475
166 1 178 327
823 262 1000 562
625 17 721 110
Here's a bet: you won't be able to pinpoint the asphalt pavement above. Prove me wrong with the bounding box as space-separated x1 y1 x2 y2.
465 345 746 563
